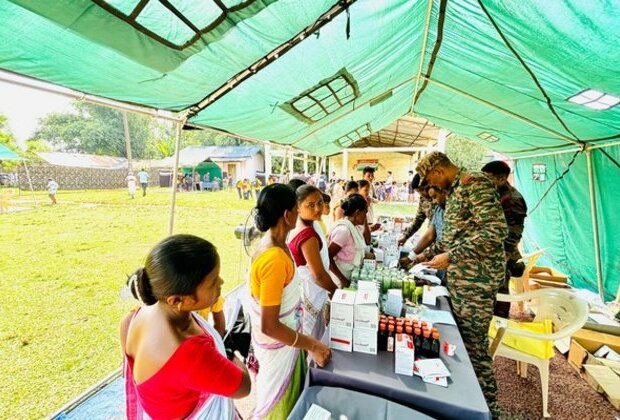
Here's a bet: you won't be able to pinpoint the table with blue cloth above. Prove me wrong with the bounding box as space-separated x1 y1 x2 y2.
288 386 434 420
307 297 491 420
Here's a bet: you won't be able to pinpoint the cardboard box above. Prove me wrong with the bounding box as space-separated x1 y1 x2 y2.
354 289 379 330
394 333 415 376
353 327 377 355
568 328 620 409
329 324 353 352
583 365 620 409
330 289 356 328
568 329 620 372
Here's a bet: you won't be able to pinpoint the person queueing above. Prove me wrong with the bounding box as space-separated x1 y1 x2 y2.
288 185 336 339
358 179 381 231
482 160 528 318
244 184 331 419
416 152 507 418
318 193 331 237
397 174 434 246
328 194 371 287
120 234 251 420
333 180 359 220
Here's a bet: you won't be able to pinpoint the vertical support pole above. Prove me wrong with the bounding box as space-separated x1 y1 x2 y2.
303 152 309 174
22 161 37 207
342 149 349 179
585 149 604 299
280 149 287 175
436 129 449 153
122 112 133 173
288 150 294 173
264 143 272 178
168 120 183 236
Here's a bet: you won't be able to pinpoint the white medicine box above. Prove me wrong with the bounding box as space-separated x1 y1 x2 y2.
354 289 379 330
330 289 356 328
353 327 378 355
329 324 353 352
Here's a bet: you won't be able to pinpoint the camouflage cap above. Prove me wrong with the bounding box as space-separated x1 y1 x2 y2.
416 151 449 180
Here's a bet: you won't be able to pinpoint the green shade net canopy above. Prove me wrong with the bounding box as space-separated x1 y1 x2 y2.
0 0 618 298
0 144 22 160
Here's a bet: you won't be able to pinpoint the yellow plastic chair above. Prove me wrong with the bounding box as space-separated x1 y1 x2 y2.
488 289 588 418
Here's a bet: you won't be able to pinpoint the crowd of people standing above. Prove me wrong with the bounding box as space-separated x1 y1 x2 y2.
120 156 526 419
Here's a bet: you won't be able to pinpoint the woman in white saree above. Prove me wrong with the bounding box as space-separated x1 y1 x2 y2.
287 185 337 339
328 194 371 288
244 184 331 419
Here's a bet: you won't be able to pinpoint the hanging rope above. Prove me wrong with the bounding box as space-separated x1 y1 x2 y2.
527 149 582 216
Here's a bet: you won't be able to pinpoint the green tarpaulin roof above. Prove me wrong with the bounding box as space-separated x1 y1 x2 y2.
0 0 618 298
2 0 618 156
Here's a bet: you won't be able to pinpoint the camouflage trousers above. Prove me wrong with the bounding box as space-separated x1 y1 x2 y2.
448 265 503 418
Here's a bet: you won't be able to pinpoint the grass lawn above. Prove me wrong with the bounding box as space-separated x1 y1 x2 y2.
0 188 414 418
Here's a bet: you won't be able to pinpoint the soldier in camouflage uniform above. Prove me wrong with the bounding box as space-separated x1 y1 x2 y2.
398 173 434 246
417 152 507 418
482 161 528 318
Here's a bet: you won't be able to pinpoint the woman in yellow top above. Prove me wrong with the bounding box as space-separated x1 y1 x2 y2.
197 296 226 337
244 184 331 419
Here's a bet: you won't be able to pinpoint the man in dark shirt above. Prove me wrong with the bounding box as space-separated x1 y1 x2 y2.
482 161 528 318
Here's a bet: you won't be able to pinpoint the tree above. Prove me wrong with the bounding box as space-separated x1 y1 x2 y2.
24 139 50 161
445 134 490 172
0 114 21 171
33 102 152 158
143 124 243 159
0 114 18 151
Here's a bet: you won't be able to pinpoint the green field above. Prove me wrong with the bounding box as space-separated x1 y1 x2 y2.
0 188 413 418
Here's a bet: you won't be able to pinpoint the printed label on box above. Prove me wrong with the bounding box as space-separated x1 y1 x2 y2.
354 327 378 355
354 290 379 330
395 333 415 376
329 324 353 352
330 289 356 328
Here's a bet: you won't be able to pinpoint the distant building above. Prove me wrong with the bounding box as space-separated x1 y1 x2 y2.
160 145 264 182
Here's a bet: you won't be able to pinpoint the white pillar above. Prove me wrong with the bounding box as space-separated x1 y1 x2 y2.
437 128 449 153
280 149 287 174
288 150 294 173
303 152 309 174
342 149 349 179
264 143 272 178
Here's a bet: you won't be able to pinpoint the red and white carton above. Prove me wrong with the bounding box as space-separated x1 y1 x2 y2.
330 289 356 328
329 324 353 352
394 333 415 376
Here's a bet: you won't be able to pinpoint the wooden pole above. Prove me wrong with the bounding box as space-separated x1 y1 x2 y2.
122 112 133 173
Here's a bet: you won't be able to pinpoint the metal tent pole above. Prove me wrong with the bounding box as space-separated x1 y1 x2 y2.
168 119 184 235
22 160 37 207
585 149 604 300
410 0 435 112
122 112 133 173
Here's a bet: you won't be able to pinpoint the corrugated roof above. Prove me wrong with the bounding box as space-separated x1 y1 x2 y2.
37 152 127 169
